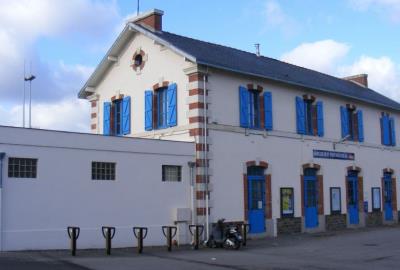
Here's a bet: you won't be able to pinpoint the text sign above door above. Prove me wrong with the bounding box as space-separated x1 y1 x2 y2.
313 150 355 160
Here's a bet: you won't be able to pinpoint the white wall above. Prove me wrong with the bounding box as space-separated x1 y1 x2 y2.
0 126 195 251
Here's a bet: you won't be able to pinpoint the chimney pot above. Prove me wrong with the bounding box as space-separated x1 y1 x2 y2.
128 9 164 31
343 74 368 88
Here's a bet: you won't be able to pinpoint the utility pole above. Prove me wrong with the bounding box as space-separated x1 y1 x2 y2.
23 60 26 128
24 62 36 128
137 0 140 15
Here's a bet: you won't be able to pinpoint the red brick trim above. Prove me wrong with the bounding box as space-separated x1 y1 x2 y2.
188 72 207 83
301 175 304 217
196 159 209 167
346 104 356 110
196 175 209 183
245 160 268 168
189 88 208 96
392 178 397 211
195 143 209 151
131 49 147 70
196 191 209 200
197 207 211 216
246 161 256 167
345 177 349 212
111 94 124 101
189 116 206 124
317 175 324 215
152 81 169 90
91 101 97 108
265 174 272 219
302 163 321 170
347 166 361 172
189 128 208 136
302 94 316 102
246 84 263 91
383 168 395 174
381 177 385 212
243 174 248 221
189 102 206 110
91 113 97 119
259 161 269 169
91 124 96 130
358 176 364 212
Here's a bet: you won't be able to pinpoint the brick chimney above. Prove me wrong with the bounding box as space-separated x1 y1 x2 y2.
343 74 368 88
129 9 164 31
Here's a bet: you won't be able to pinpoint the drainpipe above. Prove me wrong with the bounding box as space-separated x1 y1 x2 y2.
188 161 196 224
0 152 5 251
202 69 210 239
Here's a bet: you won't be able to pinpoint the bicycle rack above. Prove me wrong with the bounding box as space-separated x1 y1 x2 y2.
101 226 116 255
188 225 204 250
67 226 80 256
241 223 250 246
162 226 177 252
133 227 148 254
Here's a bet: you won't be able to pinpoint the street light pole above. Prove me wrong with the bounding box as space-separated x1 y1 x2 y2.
24 74 36 128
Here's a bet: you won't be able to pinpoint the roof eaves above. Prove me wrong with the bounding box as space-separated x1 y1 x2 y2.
196 60 400 111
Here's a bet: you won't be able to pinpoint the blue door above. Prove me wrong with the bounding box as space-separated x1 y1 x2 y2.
248 176 266 233
384 173 393 221
347 172 359 224
304 170 318 228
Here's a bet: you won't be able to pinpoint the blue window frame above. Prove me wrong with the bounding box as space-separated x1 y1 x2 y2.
113 99 122 136
381 113 396 146
296 96 324 137
340 106 364 142
157 88 168 129
305 100 314 135
249 90 260 129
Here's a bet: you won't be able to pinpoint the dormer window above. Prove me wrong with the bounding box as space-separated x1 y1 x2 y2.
340 104 364 142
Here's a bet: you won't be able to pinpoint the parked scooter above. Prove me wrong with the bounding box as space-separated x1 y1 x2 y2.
205 219 243 250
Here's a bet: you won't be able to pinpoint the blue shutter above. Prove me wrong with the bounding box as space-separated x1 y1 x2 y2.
264 91 273 131
340 106 349 138
167 83 177 127
122 96 131 135
144 90 153 131
357 110 364 142
296 96 305 134
316 101 324 137
103 102 111 135
382 115 390 145
239 86 250 128
390 117 396 146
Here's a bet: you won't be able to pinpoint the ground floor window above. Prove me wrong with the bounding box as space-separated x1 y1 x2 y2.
91 162 116 180
330 187 341 214
162 165 182 182
280 188 294 217
8 157 37 178
372 187 381 211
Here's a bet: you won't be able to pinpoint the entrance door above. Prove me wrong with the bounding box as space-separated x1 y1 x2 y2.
304 169 318 228
384 173 393 221
248 176 266 233
347 171 359 224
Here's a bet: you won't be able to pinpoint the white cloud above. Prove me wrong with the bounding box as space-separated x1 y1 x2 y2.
0 97 90 132
281 40 400 102
281 40 350 73
262 0 300 36
349 0 400 23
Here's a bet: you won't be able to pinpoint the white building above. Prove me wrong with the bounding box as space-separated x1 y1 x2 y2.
1 9 399 251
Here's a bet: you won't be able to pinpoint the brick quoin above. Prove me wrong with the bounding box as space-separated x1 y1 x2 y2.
91 124 96 130
196 207 211 216
265 174 272 219
91 113 97 119
243 174 248 220
189 116 206 124
189 88 208 96
189 128 208 136
195 143 209 151
317 175 324 215
188 72 207 83
91 101 97 108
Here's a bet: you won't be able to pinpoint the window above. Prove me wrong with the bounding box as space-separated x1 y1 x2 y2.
144 83 177 131
280 188 294 217
92 162 116 180
340 105 364 142
372 187 381 211
162 165 182 182
134 54 143 67
330 187 341 214
157 87 168 129
239 86 273 130
380 113 396 146
103 96 131 136
8 158 37 178
295 96 324 136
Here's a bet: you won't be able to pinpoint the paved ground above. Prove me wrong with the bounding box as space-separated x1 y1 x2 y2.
1 226 400 270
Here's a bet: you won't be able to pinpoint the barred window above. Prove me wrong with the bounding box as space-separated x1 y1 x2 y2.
8 158 37 178
92 162 116 180
162 165 182 182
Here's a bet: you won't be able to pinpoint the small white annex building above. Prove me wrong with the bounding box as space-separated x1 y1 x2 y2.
1 8 400 251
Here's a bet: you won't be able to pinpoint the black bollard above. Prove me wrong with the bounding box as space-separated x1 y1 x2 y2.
101 226 116 255
133 227 148 254
189 225 204 250
241 223 250 246
162 226 177 252
67 227 80 256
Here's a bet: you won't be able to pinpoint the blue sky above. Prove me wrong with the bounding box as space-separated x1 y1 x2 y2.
0 0 399 131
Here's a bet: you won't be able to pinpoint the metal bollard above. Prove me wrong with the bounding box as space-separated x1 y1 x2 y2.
188 225 204 250
241 223 250 246
133 227 148 254
101 226 116 255
161 226 177 252
67 227 80 256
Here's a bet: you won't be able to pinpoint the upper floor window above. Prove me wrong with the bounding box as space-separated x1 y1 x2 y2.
145 83 177 131
162 165 182 182
8 157 37 178
340 105 364 142
380 112 396 146
239 86 273 130
103 96 131 136
295 96 324 136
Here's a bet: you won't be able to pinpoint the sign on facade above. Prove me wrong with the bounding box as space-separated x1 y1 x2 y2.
313 150 355 160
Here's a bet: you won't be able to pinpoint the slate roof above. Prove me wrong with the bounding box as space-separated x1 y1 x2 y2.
149 29 400 111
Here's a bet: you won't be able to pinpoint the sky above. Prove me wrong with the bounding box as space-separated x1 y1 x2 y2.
0 0 399 132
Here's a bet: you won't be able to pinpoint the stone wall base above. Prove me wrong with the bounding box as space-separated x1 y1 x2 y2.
366 211 383 227
326 214 346 231
277 217 302 235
